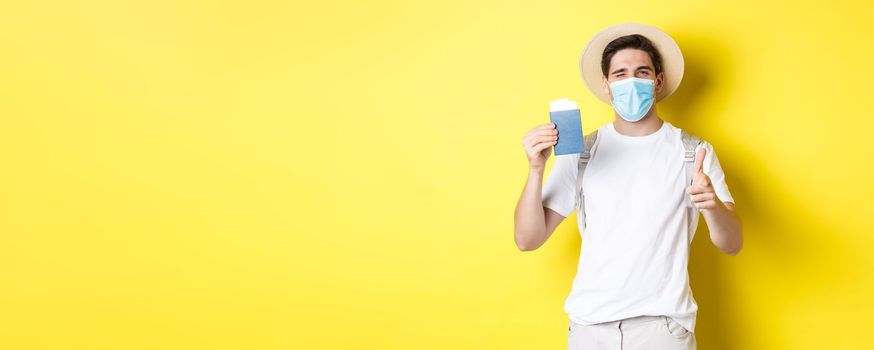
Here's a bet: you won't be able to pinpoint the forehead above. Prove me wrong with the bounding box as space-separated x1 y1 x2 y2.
609 48 654 70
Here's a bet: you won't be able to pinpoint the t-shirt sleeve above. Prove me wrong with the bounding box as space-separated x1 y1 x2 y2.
541 154 578 217
698 141 735 204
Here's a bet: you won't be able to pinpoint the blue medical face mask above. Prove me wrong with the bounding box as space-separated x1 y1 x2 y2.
608 77 655 122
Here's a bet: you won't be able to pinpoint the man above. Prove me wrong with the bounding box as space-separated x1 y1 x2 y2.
513 23 743 350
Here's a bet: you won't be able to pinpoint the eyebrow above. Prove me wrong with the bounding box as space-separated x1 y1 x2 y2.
610 66 654 75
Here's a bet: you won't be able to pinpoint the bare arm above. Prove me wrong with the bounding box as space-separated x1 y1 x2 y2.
702 201 743 255
514 123 567 251
688 148 744 255
514 168 567 251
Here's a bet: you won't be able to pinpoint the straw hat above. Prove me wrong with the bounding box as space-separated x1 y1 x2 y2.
579 22 684 104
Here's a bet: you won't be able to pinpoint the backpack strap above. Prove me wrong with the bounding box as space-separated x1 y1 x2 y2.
681 129 702 208
574 130 599 232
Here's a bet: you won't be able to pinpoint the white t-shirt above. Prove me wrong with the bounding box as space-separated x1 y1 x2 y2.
541 120 734 334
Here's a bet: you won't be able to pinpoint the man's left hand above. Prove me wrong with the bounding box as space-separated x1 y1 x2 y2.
687 148 723 212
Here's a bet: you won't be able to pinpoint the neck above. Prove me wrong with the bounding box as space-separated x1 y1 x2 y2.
612 106 663 136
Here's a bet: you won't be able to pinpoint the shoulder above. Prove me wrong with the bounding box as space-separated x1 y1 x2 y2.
585 123 611 144
675 125 712 150
577 123 609 155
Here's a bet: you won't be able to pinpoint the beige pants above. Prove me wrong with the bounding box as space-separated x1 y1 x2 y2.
568 315 696 350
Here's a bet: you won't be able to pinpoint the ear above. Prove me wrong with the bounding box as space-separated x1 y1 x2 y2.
654 71 665 94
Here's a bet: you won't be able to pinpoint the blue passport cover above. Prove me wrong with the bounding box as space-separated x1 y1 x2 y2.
549 109 584 155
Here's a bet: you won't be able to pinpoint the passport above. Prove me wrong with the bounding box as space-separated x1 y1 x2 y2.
549 98 584 155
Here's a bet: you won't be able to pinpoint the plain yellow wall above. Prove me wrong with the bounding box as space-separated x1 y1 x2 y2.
2 0 873 349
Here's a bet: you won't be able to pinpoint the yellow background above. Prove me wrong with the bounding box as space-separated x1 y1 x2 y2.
1 0 873 349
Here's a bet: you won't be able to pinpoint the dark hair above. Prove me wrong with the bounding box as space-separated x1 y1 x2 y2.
601 34 663 77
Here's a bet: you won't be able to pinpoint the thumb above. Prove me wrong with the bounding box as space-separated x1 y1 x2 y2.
693 148 706 174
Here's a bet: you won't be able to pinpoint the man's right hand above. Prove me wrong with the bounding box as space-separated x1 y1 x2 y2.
522 123 558 171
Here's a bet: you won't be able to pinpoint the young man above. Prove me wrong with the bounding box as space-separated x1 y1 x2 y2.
513 23 743 350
